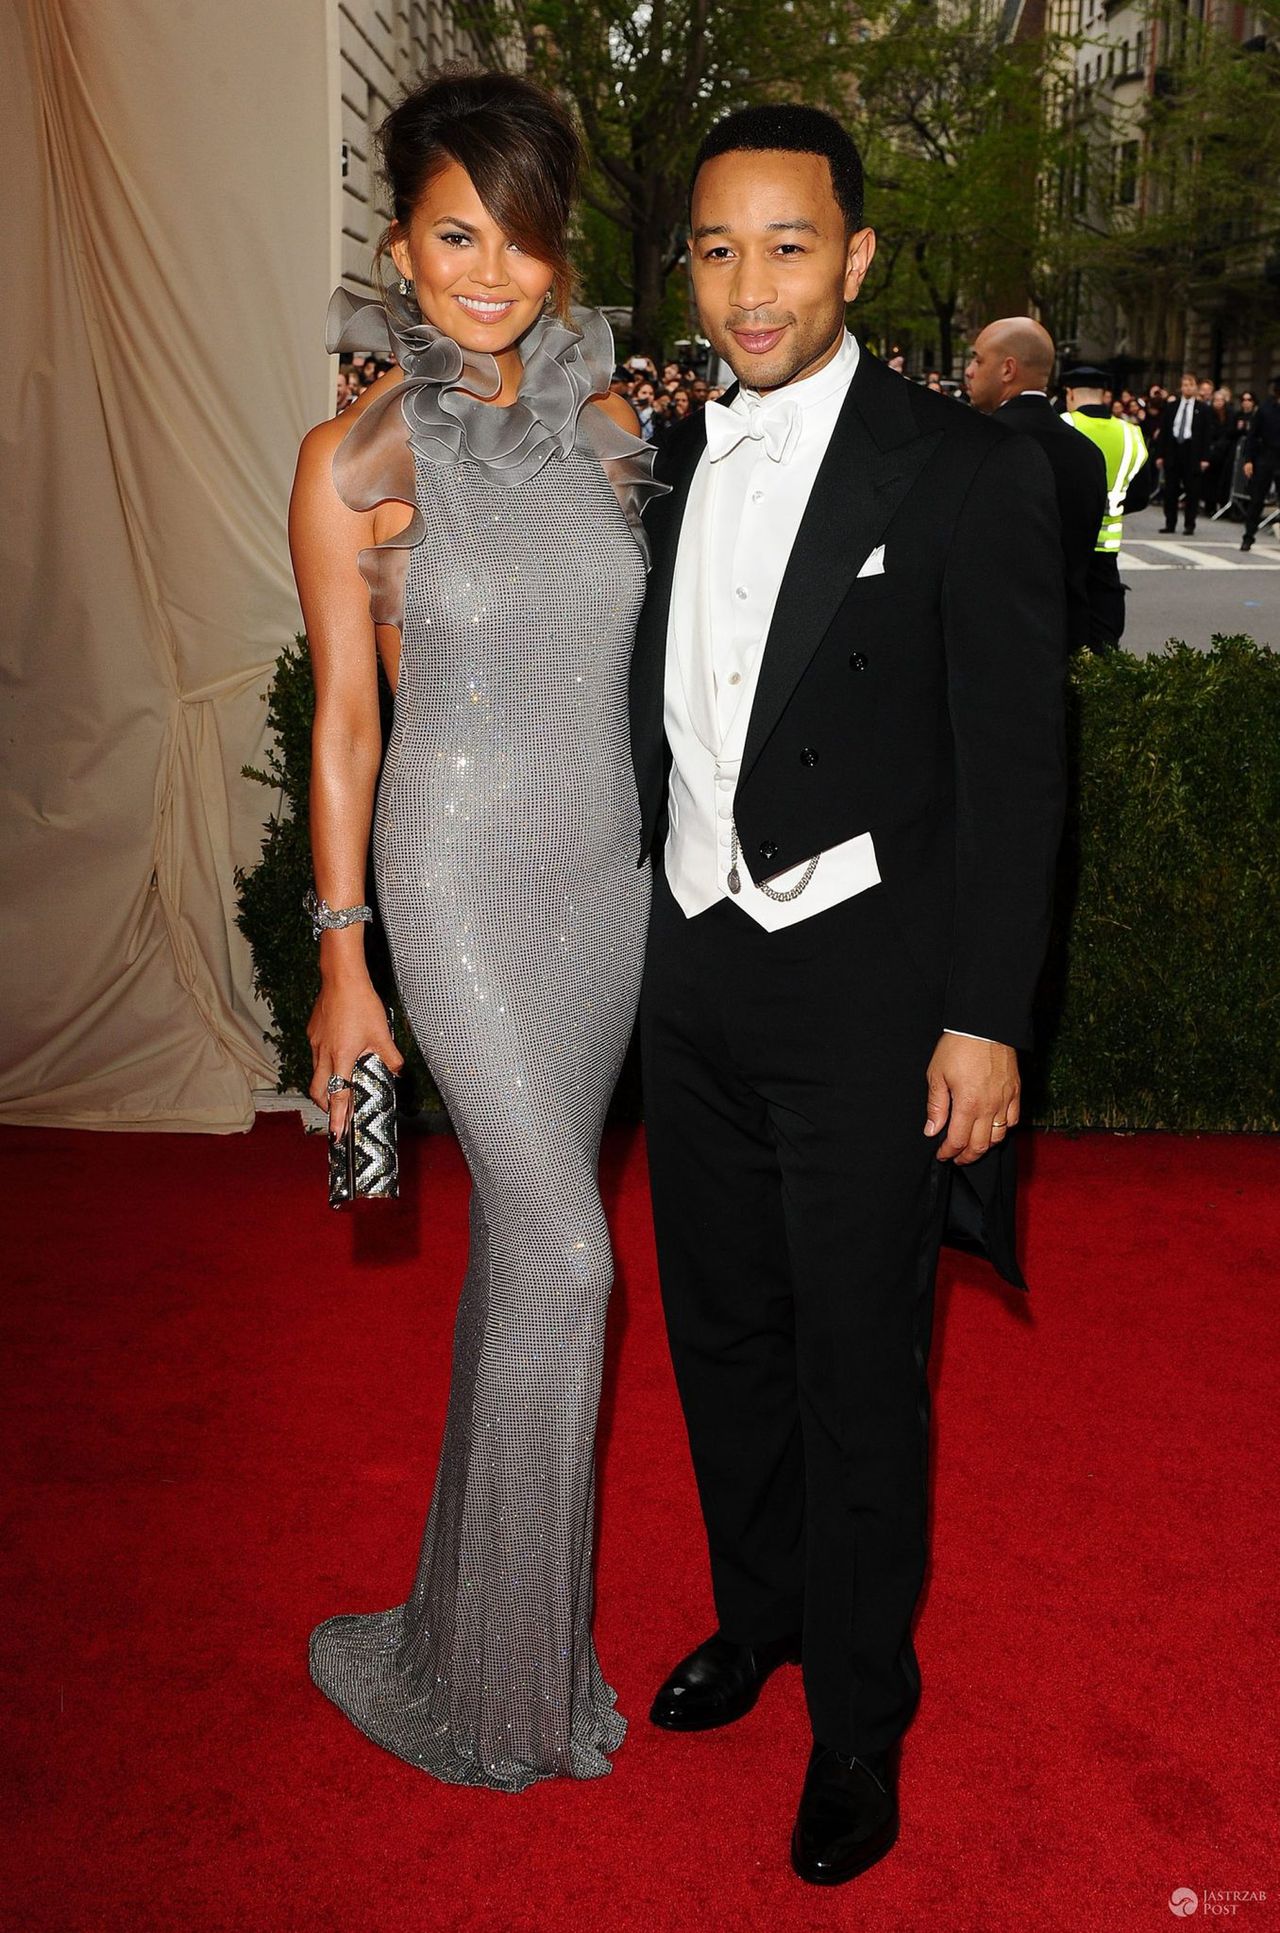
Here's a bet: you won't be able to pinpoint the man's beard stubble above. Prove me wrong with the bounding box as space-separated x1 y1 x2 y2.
711 299 849 394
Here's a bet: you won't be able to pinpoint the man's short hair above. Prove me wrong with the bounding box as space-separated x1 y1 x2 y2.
691 104 865 234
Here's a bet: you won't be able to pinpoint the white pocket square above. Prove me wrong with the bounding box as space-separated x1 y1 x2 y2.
857 545 886 579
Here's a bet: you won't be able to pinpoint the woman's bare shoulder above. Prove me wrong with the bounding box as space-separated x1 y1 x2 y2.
297 365 407 473
589 391 642 439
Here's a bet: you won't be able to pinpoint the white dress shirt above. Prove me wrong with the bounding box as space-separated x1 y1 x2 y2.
662 330 882 932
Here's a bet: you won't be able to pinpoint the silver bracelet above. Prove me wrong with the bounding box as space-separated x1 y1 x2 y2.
304 887 372 941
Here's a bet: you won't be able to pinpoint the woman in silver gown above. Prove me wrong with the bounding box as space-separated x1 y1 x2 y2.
290 72 662 1792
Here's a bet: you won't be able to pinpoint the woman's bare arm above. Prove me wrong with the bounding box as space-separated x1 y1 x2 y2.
287 383 407 1126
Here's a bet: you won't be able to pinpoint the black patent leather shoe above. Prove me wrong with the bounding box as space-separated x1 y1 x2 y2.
790 1743 900 1886
649 1629 801 1731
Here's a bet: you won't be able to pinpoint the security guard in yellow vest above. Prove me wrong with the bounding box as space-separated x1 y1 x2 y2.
1061 365 1153 649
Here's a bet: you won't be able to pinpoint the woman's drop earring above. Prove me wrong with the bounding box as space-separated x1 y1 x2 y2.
399 276 413 296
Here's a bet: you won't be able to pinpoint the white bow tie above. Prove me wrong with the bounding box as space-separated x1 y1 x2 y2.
705 394 802 466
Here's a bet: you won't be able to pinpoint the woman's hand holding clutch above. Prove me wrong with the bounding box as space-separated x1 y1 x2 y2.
307 971 405 1139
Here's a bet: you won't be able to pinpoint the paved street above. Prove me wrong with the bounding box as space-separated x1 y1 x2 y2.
1117 504 1279 657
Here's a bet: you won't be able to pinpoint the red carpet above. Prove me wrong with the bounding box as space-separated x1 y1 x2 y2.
3 1119 1278 1932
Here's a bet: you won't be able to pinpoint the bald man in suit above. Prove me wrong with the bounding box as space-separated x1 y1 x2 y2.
965 318 1107 652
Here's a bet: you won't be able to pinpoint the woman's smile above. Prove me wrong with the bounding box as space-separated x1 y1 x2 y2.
454 294 518 322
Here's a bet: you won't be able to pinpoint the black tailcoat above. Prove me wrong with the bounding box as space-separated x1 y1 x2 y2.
630 348 1068 1051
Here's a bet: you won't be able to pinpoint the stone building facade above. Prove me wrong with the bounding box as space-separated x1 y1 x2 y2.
336 1 474 294
1038 0 1279 390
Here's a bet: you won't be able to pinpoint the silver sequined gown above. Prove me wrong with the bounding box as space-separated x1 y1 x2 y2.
308 290 663 1792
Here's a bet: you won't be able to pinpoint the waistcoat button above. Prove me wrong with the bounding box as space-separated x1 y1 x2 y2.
759 840 779 864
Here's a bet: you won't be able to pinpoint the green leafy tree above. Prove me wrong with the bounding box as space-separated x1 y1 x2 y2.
853 0 1069 373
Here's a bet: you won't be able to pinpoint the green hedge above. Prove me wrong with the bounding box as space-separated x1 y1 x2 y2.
235 642 445 1121
236 634 1280 1132
1032 635 1279 1130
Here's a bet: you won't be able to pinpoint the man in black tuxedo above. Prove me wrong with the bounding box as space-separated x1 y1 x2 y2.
1157 371 1212 533
965 316 1107 650
629 106 1067 1887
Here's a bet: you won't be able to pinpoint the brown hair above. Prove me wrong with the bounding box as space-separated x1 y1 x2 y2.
375 68 582 320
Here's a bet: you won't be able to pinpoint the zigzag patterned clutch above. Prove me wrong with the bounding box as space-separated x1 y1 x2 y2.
327 1051 399 1210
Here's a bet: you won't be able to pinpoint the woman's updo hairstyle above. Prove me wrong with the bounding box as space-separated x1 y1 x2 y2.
376 68 582 321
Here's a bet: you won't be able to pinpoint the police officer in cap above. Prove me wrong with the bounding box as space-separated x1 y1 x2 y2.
1061 364 1153 650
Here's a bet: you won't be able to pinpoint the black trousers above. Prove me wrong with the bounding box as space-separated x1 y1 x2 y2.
1163 443 1204 530
639 860 948 1760
1202 448 1233 516
1086 551 1126 649
1243 451 1279 542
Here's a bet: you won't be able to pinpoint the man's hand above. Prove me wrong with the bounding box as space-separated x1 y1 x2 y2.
1244 460 1254 480
924 1034 1020 1165
1200 459 1210 471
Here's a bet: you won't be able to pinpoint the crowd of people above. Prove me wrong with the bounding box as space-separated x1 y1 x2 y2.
335 343 1268 529
334 353 391 412
336 344 731 448
1098 375 1262 519
605 354 729 445
614 354 1277 535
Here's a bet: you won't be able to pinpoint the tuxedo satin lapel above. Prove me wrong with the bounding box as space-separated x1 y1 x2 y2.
740 354 941 784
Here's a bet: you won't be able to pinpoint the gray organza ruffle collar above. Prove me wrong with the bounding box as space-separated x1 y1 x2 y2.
323 284 666 630
328 283 625 488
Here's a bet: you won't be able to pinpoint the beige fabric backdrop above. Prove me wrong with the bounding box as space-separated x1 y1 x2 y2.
1 0 337 1130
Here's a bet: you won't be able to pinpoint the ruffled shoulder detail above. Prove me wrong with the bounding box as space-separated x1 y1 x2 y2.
325 286 668 629
576 399 669 561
